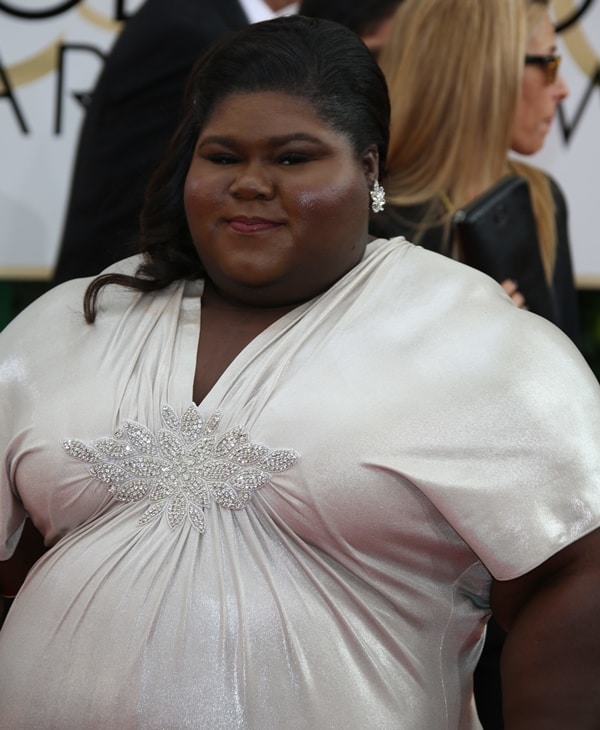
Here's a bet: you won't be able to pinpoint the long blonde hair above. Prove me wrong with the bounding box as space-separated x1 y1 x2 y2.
379 0 557 280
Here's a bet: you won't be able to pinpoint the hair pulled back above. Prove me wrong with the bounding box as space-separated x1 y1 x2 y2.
84 15 389 322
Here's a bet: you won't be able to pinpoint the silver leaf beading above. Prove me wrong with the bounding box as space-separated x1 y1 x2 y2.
62 404 299 533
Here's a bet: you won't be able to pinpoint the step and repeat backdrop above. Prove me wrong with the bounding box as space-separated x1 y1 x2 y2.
0 0 143 279
0 0 599 283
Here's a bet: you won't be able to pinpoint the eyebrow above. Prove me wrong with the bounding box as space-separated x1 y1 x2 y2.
197 132 326 147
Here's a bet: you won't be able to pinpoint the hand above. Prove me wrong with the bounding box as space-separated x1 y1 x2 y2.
501 279 527 309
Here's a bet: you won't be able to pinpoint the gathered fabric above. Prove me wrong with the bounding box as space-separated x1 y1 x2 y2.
1 238 599 729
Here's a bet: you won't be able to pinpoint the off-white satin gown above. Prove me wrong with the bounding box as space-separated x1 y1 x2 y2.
2 238 600 729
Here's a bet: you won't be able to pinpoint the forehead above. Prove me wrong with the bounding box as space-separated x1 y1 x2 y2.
526 13 556 52
201 91 330 135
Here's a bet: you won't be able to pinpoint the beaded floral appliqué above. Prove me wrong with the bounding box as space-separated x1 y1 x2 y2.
62 404 298 533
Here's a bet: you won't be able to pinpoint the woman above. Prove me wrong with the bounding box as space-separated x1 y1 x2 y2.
1 16 600 729
371 0 580 344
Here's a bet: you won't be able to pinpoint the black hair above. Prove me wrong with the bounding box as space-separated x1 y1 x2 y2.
299 0 402 37
84 15 390 322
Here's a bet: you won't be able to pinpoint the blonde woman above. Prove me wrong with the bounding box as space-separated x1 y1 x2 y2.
372 0 580 344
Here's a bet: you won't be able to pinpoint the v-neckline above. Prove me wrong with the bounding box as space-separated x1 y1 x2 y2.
188 280 315 409
176 241 386 410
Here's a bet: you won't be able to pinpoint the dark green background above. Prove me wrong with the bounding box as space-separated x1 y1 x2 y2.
2 280 600 380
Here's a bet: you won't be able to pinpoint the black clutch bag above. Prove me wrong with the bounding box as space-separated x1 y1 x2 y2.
453 175 557 323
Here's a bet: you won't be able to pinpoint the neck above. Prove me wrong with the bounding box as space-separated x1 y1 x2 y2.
202 280 299 317
264 0 292 11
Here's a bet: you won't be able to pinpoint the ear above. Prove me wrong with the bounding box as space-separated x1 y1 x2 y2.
361 145 380 186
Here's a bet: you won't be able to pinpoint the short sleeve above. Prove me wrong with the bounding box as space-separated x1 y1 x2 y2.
371 251 600 582
0 328 30 560
415 310 600 580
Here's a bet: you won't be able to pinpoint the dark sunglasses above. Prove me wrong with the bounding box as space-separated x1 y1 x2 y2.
524 54 561 85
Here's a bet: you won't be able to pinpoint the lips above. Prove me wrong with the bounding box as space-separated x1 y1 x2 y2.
228 216 283 234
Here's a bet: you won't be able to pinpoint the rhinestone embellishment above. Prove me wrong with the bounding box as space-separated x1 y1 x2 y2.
63 405 298 533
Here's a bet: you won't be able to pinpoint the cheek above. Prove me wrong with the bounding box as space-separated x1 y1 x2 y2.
183 174 215 232
293 178 367 223
515 77 547 128
511 92 538 150
292 179 369 268
183 174 198 218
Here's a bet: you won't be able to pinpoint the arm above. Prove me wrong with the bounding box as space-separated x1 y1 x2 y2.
491 526 600 728
0 519 47 598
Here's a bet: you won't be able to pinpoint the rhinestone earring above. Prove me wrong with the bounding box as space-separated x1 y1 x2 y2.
370 180 386 213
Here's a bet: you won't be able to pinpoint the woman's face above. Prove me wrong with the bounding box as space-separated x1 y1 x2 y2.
511 13 569 156
184 91 378 307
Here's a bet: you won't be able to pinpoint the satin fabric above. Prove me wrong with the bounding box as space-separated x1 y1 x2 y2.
369 176 581 346
2 238 600 729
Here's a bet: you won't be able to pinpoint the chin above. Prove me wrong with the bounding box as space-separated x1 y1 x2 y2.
511 140 544 157
529 140 546 156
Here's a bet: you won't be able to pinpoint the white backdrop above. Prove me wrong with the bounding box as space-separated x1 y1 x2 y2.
527 0 600 287
0 0 144 278
0 0 599 283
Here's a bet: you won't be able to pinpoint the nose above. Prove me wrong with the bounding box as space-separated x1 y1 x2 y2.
228 161 274 200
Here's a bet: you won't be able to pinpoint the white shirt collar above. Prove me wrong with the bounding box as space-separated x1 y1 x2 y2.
238 0 297 24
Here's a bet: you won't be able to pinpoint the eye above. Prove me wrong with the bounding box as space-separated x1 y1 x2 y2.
278 152 311 166
205 153 239 165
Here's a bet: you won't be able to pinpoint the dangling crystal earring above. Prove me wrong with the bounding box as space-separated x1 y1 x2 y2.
370 180 386 213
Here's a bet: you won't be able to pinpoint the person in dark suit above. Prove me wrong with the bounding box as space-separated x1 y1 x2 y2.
299 0 402 56
52 0 296 284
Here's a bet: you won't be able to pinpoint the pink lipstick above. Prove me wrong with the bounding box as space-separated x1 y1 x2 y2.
228 216 282 234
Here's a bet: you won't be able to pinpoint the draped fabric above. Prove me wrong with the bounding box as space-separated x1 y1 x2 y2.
369 177 581 346
2 238 599 729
